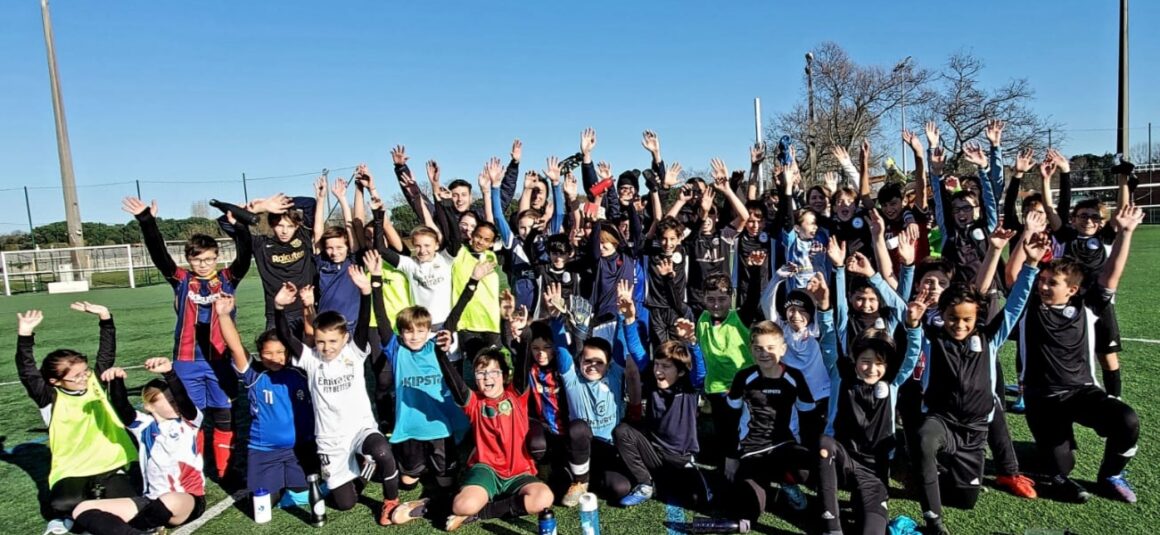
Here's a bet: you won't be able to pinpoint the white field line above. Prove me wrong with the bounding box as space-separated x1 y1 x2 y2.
173 491 245 534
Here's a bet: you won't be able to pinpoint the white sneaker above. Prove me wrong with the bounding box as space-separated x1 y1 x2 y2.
44 518 72 535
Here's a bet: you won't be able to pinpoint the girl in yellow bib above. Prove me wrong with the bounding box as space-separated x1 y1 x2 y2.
15 303 138 535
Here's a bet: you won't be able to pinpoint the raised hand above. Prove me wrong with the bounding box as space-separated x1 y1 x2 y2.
314 176 327 199
500 289 515 319
274 282 299 309
544 156 561 185
213 294 236 316
398 172 418 190
906 287 933 328
776 262 799 280
477 171 491 192
1024 209 1047 234
751 143 766 166
1038 158 1057 188
924 121 941 149
370 194 385 212
847 251 875 277
144 357 173 374
710 158 729 188
543 282 566 317
563 174 578 201
962 141 988 168
121 197 157 217
985 119 1005 147
69 301 111 320
485 157 504 186
435 330 454 353
510 305 529 333
1014 147 1035 174
16 310 43 336
868 208 885 238
348 264 371 293
988 227 1017 250
902 130 923 154
641 130 660 156
826 236 847 266
581 128 597 156
511 139 523 162
823 172 839 196
804 272 830 306
929 146 946 174
897 230 917 266
471 259 496 281
355 163 375 191
597 161 613 182
331 177 349 199
524 171 540 192
665 162 682 189
1115 203 1144 233
1023 231 1052 265
391 145 408 166
100 367 127 382
745 250 768 267
616 279 636 320
674 318 696 343
655 257 675 277
1046 148 1070 173
362 249 382 273
299 284 316 308
700 188 717 212
258 194 293 214
830 145 851 167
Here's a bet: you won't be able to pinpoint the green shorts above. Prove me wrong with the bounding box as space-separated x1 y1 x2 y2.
461 464 540 500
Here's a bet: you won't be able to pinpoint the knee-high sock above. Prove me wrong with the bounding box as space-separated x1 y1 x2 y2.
213 428 234 478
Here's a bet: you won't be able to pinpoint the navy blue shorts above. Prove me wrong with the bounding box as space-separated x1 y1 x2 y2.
248 447 307 495
173 359 232 409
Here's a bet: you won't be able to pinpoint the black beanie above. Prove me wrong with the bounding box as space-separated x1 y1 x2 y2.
778 288 817 323
618 169 640 191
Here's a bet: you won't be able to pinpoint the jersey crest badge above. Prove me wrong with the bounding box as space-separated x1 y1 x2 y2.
969 335 983 353
1062 306 1077 319
971 228 985 241
852 217 865 229
759 232 769 244
1086 237 1100 250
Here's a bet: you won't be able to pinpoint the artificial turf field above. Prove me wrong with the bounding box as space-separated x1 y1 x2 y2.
1 227 1157 534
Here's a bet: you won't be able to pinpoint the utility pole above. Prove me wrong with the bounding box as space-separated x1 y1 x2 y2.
24 187 36 248
242 172 249 204
894 56 913 176
1117 0 1129 157
40 0 86 263
806 52 816 184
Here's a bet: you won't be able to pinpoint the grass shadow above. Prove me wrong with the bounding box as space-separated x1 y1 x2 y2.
0 435 52 519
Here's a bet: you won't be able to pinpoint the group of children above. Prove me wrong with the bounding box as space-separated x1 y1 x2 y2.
18 122 1146 535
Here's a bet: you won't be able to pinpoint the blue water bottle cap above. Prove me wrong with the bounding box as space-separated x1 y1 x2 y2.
254 488 270 497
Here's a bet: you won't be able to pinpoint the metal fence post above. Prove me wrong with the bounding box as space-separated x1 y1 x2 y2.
125 244 135 289
1 252 9 296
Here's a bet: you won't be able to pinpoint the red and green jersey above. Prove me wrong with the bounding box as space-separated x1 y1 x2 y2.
464 385 535 479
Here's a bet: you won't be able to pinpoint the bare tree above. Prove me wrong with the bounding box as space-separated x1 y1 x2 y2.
770 42 930 182
914 51 1060 174
1129 142 1158 165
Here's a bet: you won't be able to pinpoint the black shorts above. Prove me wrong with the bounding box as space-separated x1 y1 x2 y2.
1094 302 1122 354
927 416 986 489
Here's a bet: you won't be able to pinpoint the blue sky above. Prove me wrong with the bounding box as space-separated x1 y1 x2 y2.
0 0 1157 230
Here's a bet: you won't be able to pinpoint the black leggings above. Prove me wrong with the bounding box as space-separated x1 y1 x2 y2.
47 467 137 519
731 444 813 521
1025 386 1140 480
818 436 889 535
330 433 399 511
912 417 984 518
612 422 708 506
395 438 457 488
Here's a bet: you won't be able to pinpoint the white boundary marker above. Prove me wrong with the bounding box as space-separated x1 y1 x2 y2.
1123 337 1160 344
173 491 245 535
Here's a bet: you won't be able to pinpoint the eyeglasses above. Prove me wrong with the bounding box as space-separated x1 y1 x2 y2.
62 368 90 384
474 369 503 379
952 205 977 214
1075 213 1103 222
189 257 219 265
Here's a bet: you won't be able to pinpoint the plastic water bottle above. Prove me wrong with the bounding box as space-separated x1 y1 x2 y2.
578 492 601 535
252 488 271 524
307 474 326 527
538 508 557 535
663 518 751 533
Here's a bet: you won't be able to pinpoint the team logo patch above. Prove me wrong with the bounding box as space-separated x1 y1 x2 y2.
1086 237 1100 250
874 381 889 399
1062 306 1078 319
296 389 306 400
290 238 303 248
971 228 985 241
497 399 513 416
562 272 572 284
852 217 865 229
969 335 983 353
874 318 886 330
671 252 683 265
759 232 769 244
712 237 720 246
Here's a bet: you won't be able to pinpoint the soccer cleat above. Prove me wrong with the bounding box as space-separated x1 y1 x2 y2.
619 483 655 507
445 514 479 531
561 480 589 507
379 498 400 526
44 519 72 535
389 498 430 525
1104 473 1137 504
996 474 1037 499
1049 475 1092 503
781 484 808 511
1010 394 1026 414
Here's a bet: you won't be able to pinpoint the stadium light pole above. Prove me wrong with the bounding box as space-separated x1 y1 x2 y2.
40 0 86 262
894 56 913 176
1117 0 1129 158
806 52 816 184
